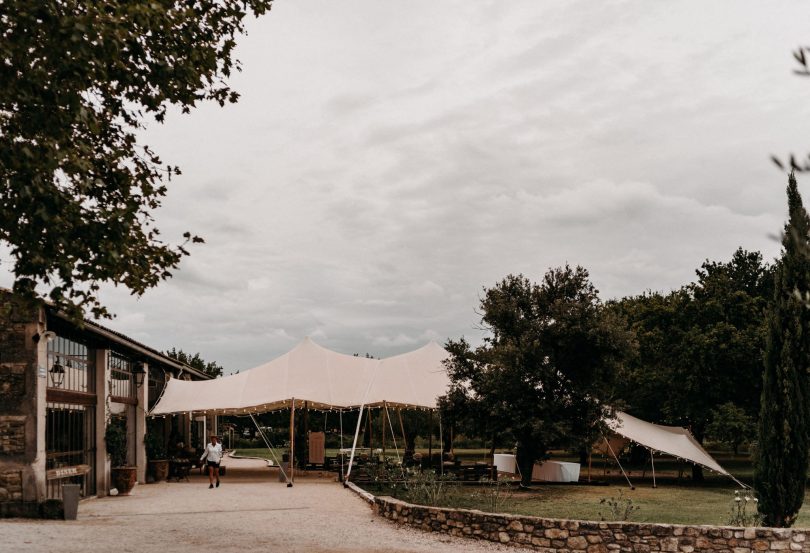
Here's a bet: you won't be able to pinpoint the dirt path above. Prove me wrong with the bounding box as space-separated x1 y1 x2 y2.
3 457 517 553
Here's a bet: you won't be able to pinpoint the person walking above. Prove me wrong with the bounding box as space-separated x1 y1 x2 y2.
200 435 223 489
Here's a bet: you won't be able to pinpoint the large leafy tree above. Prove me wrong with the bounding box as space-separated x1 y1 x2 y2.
613 248 772 480
0 0 273 319
754 172 810 528
444 267 636 486
165 347 224 379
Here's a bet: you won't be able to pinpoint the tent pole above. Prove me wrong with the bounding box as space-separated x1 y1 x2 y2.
439 412 444 476
381 402 387 461
384 403 404 477
288 398 295 487
339 409 345 483
604 437 634 490
588 452 592 483
250 413 289 484
397 408 407 448
651 450 656 488
346 405 365 482
428 411 433 466
345 370 378 484
368 409 374 459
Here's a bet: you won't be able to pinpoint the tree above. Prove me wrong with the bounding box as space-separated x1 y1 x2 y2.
706 402 752 456
0 1 273 320
612 248 772 480
165 348 224 379
754 172 810 528
444 267 636 486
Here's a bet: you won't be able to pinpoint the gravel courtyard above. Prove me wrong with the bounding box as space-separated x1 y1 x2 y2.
3 456 515 553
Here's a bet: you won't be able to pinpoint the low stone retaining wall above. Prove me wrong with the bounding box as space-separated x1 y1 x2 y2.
374 495 810 553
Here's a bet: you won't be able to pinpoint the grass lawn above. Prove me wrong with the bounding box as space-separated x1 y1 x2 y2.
369 482 810 527
478 485 810 527
233 446 810 527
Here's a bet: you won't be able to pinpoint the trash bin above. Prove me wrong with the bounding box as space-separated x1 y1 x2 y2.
277 462 290 483
62 484 81 521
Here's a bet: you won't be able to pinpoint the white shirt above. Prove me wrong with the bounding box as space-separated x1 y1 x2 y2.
201 442 223 463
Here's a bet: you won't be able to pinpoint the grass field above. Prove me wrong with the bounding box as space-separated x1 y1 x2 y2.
233 446 810 526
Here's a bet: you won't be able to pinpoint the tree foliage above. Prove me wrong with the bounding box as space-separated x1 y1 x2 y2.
444 267 636 486
754 172 810 528
0 0 273 319
165 347 224 378
706 402 752 455
611 248 772 479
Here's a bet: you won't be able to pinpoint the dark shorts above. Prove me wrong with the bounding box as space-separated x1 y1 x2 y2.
207 461 220 469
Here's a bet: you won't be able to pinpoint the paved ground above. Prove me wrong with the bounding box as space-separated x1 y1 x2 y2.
3 456 516 553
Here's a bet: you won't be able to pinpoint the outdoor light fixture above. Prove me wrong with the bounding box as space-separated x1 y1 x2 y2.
134 362 146 388
49 356 65 387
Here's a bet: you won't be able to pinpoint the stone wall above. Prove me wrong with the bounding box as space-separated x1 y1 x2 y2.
0 292 41 516
374 496 810 553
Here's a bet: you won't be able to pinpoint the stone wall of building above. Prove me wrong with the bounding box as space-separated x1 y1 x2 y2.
374 495 810 553
0 292 42 517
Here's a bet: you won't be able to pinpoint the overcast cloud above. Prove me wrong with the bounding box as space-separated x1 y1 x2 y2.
5 0 809 371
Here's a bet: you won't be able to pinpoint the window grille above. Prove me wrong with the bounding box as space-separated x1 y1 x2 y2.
108 351 135 399
46 335 94 393
45 402 96 499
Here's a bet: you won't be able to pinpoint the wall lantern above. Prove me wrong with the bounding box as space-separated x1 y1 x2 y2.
134 362 146 388
49 356 65 387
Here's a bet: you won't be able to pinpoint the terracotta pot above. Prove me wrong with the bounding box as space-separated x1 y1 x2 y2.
111 467 137 496
148 460 170 482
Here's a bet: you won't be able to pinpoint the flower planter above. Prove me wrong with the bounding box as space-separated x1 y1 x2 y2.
111 467 137 496
148 460 170 482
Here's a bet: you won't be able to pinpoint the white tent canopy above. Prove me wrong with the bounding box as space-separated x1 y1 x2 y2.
149 337 451 416
606 411 729 476
365 341 451 409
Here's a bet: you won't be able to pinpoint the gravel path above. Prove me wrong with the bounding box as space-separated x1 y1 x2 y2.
3 456 518 553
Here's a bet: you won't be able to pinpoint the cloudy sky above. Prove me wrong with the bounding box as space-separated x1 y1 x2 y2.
8 0 810 371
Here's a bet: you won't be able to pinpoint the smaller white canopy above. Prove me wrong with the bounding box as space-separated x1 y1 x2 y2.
606 411 729 476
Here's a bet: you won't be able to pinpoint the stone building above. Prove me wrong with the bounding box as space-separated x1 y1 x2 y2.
0 291 214 516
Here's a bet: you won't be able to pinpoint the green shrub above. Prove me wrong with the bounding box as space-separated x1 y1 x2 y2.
105 418 128 467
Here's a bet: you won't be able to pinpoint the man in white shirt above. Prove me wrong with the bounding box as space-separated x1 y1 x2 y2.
200 435 223 489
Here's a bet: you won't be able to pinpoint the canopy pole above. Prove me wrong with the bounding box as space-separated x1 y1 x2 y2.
650 450 656 488
604 437 634 490
249 413 289 485
397 408 407 448
339 409 345 483
345 370 378 484
381 402 386 461
428 411 433 465
346 405 365 482
384 403 403 474
288 398 295 487
439 412 444 476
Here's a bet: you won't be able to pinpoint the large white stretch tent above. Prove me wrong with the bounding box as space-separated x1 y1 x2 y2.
605 411 744 487
149 337 451 416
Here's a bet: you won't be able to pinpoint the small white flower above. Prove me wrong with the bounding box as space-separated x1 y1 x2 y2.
744 496 751 502
735 497 742 502
754 498 759 503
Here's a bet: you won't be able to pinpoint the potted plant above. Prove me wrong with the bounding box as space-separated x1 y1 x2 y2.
105 418 136 495
144 432 169 482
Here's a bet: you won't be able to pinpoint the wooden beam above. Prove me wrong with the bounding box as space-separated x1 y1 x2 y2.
110 395 137 406
46 389 96 406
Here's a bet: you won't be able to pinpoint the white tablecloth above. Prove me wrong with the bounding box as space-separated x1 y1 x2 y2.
493 453 517 474
532 460 581 482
